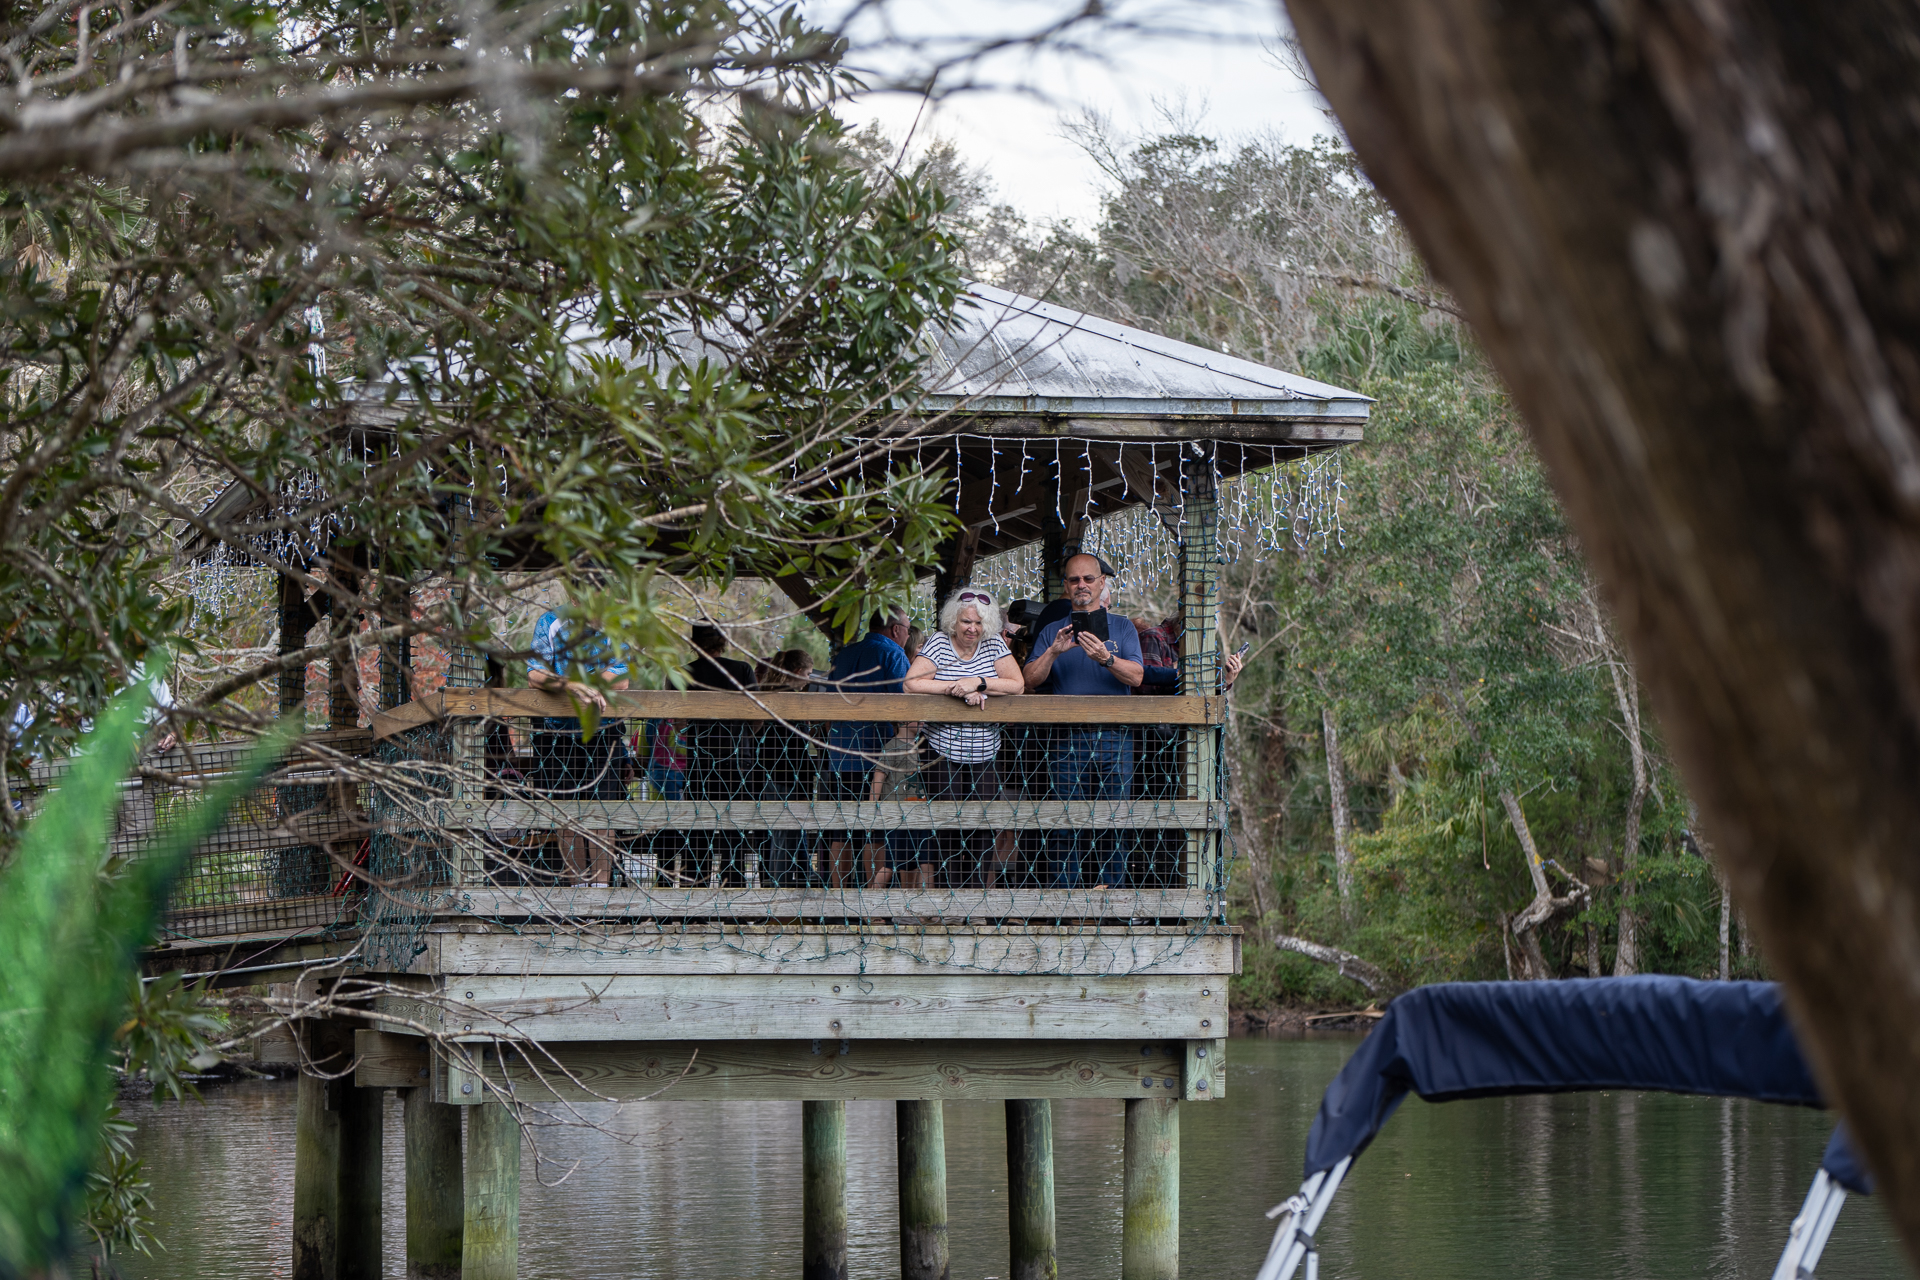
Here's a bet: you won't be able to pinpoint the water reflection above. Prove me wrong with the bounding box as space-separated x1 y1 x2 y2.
115 1035 1913 1279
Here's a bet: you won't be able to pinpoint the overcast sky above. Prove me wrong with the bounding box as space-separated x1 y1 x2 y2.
818 0 1335 228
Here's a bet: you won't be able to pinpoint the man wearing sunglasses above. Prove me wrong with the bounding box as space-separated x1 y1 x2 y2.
1022 553 1144 889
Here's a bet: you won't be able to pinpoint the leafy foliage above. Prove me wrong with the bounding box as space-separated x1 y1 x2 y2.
0 0 966 792
0 664 282 1271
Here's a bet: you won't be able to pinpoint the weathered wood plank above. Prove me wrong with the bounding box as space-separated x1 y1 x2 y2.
370 694 443 739
413 798 1220 832
1182 1038 1225 1102
372 689 1222 738
353 1033 1201 1101
421 926 1239 980
377 973 1226 1041
434 886 1218 922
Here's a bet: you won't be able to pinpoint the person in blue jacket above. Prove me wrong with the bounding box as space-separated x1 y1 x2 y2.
823 607 912 887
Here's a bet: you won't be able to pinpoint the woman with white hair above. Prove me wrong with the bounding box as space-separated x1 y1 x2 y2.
901 590 1026 889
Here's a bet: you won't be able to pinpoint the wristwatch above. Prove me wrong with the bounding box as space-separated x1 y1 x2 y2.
1099 654 1115 669
976 677 989 694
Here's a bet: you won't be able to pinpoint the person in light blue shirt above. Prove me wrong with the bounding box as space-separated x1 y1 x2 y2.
823 607 912 888
1021 554 1145 889
527 609 629 886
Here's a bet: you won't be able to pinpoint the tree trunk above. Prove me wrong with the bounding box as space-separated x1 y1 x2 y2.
1289 0 1920 1252
1272 933 1394 996
1323 705 1355 908
1496 786 1569 980
1604 652 1650 976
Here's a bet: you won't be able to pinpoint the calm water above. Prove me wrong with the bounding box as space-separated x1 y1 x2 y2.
116 1035 1913 1279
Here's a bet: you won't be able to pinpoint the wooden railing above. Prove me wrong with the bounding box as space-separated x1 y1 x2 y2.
371 689 1226 738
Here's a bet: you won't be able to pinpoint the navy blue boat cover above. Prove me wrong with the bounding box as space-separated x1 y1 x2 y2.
1304 976 1870 1194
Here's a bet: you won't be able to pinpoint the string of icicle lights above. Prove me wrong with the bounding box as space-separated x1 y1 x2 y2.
969 448 1348 604
184 436 1348 616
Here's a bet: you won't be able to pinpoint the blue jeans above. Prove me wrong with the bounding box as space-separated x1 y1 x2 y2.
1047 728 1135 887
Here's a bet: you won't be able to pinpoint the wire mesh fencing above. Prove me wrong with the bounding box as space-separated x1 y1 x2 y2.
27 696 1235 974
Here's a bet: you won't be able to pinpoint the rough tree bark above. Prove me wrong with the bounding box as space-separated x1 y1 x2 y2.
1289 0 1920 1253
1322 705 1355 909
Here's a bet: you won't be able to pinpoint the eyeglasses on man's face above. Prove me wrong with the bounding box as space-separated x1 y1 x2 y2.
1064 574 1102 586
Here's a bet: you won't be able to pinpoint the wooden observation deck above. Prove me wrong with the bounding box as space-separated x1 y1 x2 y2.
148 286 1368 1280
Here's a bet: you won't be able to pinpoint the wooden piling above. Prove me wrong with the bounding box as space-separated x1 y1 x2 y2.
1006 1099 1057 1280
404 1086 464 1280
1122 1097 1179 1280
463 1101 521 1280
292 1070 341 1280
896 1099 950 1280
336 1082 384 1280
802 1100 849 1280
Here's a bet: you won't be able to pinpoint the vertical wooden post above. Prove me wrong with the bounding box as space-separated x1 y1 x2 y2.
292 1068 341 1280
897 1100 950 1280
327 555 363 731
1122 1097 1179 1280
932 528 982 614
802 1100 849 1280
463 1100 520 1280
279 570 322 726
1178 445 1220 893
336 1082 384 1280
404 1087 464 1280
378 560 413 712
1006 1099 1057 1280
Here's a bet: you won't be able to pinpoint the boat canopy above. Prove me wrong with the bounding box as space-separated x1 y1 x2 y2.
1305 976 1868 1194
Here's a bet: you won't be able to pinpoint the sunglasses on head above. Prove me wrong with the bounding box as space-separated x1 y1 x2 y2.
955 591 993 605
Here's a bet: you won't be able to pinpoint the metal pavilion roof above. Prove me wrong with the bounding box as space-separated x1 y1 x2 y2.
188 286 1368 570
919 284 1371 432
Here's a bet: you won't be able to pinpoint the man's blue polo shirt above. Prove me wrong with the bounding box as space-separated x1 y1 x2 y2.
1033 614 1143 698
825 631 911 771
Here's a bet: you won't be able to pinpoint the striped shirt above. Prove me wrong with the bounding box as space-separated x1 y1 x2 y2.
918 631 1011 763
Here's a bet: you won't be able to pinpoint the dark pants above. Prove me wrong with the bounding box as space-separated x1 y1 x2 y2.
1047 727 1134 887
925 755 1004 885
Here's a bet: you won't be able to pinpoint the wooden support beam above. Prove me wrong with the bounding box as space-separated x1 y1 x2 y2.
1182 1039 1225 1102
1006 1099 1057 1280
412 884 1219 924
1122 1098 1179 1280
403 1086 463 1280
336 1080 384 1280
463 1097 520 1280
279 570 324 725
897 1100 950 1280
415 925 1240 980
328 556 364 731
773 573 852 649
354 1035 1203 1103
377 973 1225 1042
932 527 982 612
292 1070 340 1280
803 1100 849 1280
